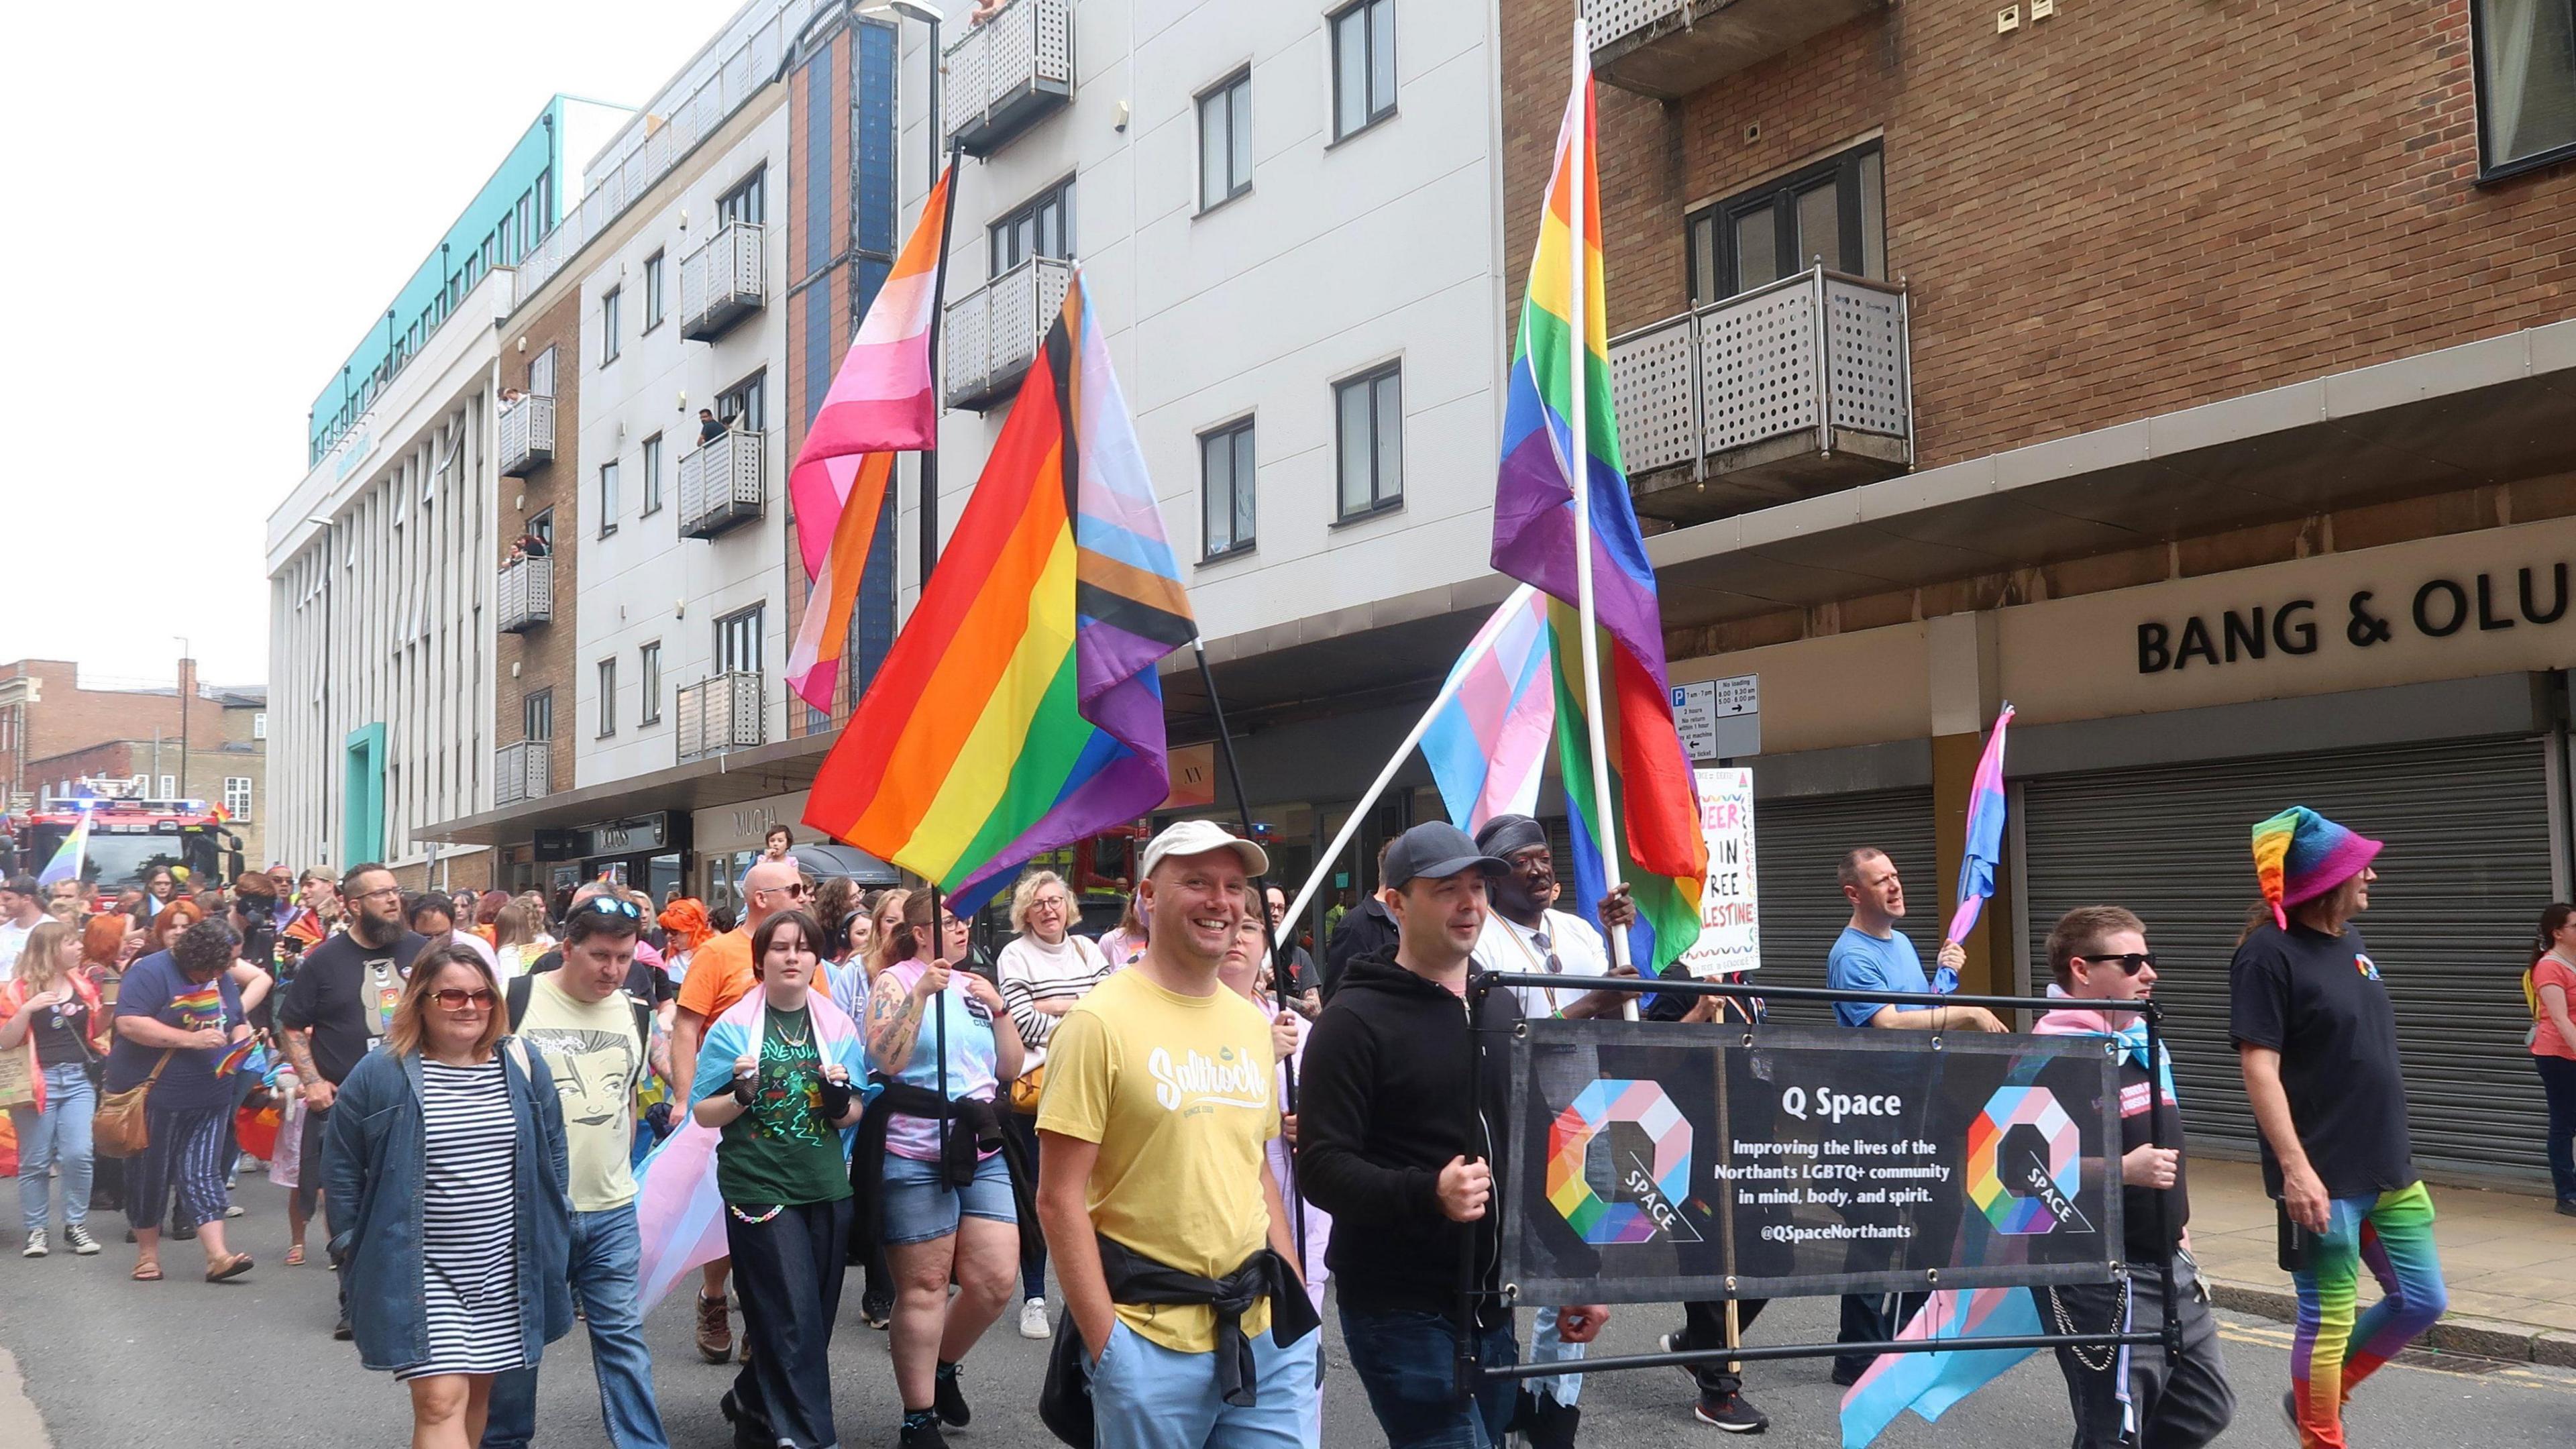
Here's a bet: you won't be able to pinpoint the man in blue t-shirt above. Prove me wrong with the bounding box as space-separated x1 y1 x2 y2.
1822 846 2003 1383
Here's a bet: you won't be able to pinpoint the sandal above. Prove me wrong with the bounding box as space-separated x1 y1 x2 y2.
131 1262 163 1282
205 1252 254 1283
284 1244 305 1267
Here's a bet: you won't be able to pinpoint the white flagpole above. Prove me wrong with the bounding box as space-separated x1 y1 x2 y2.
1560 20 1638 1019
1276 584 1541 949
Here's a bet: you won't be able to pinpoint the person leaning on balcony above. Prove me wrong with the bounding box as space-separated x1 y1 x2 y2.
698 408 727 445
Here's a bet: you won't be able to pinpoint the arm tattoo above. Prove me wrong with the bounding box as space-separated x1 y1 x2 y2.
868 975 924 1066
284 1026 319 1080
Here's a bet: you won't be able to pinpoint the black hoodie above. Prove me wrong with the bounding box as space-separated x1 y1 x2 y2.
1296 951 1521 1328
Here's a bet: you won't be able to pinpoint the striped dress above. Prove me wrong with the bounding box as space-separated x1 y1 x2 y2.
399 1059 523 1381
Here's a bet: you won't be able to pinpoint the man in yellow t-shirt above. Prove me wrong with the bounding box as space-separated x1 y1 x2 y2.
1036 820 1319 1449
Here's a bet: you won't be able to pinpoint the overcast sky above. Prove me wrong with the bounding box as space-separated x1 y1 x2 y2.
0 1 738 690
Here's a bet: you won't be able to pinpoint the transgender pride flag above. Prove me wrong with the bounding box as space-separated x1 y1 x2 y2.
1424 585 1554 833
1837 1286 2046 1448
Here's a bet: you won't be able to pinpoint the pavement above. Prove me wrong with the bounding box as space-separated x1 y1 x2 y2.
4 1173 2575 1447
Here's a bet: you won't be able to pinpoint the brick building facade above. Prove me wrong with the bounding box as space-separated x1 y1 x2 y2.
496 286 584 875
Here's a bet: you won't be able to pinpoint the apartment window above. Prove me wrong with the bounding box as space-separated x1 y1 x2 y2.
530 344 557 398
2476 1 2576 175
600 286 623 364
643 250 667 329
223 777 253 820
157 775 176 799
597 658 618 737
1198 71 1253 211
639 641 663 724
529 507 555 551
989 179 1074 274
717 604 765 676
718 372 767 433
1334 364 1403 519
252 712 268 740
1200 419 1256 559
525 688 554 741
1330 0 1398 141
720 168 767 227
598 460 621 537
1686 140 1884 306
641 434 665 515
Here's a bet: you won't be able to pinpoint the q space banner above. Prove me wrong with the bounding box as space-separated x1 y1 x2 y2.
1503 1019 2125 1305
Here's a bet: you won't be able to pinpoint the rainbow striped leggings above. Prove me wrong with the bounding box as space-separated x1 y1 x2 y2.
2290 1181 2448 1449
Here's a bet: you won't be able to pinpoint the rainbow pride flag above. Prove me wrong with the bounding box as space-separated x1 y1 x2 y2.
785 162 956 712
1491 29 1705 970
35 809 89 888
1422 585 1554 833
803 269 1195 914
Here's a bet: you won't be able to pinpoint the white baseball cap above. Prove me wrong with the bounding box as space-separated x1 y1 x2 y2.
1139 820 1269 880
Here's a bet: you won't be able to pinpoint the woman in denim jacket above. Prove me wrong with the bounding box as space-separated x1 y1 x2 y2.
325 945 574 1449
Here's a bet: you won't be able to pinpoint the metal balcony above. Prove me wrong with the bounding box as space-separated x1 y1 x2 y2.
942 0 1073 157
679 221 765 341
499 396 555 477
1609 267 1911 525
494 739 550 807
677 672 765 763
677 428 767 540
1584 0 1886 101
943 256 1073 412
496 556 553 634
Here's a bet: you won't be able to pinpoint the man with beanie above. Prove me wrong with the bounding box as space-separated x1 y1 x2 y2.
1301 822 1608 1449
2230 807 2446 1449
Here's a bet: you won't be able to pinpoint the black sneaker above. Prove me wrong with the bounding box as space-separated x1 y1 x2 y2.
900 1411 950 1449
1694 1391 1770 1434
333 1316 354 1341
933 1361 971 1427
2557 1198 2576 1218
168 1220 197 1242
1829 1362 1864 1388
720 1390 771 1449
63 1224 100 1256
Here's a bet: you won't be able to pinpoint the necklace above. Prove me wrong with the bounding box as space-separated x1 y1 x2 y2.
773 1013 811 1049
1498 914 1565 1018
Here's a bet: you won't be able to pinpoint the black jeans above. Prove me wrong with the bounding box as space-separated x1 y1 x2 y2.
2047 1255 2234 1449
725 1197 855 1449
2538 1053 2576 1203
1004 1110 1046 1298
1834 1291 1926 1381
1670 1297 1769 1397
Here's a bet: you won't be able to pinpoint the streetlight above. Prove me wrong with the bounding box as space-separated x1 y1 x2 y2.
859 0 949 585
173 636 191 799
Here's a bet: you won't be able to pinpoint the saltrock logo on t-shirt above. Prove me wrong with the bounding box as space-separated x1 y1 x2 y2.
1146 1044 1269 1112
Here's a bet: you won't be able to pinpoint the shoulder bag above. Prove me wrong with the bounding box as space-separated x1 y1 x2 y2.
95 1050 177 1159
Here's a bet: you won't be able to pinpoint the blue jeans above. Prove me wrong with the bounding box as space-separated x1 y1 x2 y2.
482 1205 669 1449
11 1065 94 1232
1091 1318 1320 1449
1339 1307 1518 1449
881 1150 1015 1244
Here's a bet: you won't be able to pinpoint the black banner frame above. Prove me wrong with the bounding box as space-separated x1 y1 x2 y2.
1454 971 2178 1395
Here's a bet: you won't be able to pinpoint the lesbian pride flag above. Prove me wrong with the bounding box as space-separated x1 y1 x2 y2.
1423 585 1554 833
786 162 956 713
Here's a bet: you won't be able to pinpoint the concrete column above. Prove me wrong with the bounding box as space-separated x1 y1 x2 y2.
1926 611 2007 995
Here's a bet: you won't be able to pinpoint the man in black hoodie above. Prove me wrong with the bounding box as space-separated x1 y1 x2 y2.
1300 822 1609 1449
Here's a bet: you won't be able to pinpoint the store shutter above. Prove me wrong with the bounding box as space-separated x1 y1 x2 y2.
1750 789 1939 1025
2021 735 2554 1185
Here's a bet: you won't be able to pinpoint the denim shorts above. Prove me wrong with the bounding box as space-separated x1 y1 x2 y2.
881 1150 1015 1244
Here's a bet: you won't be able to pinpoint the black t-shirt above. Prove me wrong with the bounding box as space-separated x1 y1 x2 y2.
528 949 674 1008
2229 920 2413 1199
2116 1053 2190 1263
29 1002 96 1069
278 930 431 1087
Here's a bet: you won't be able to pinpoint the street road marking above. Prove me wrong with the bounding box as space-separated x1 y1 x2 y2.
2216 1319 2576 1396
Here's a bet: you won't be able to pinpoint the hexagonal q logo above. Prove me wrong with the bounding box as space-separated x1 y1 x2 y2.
1965 1085 2084 1235
1547 1079 1693 1244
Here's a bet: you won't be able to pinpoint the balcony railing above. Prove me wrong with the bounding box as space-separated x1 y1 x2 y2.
680 221 765 341
499 396 555 476
943 0 1073 157
678 428 767 539
678 672 765 763
1583 0 1886 100
496 556 553 634
494 739 551 808
943 256 1073 411
1609 266 1911 525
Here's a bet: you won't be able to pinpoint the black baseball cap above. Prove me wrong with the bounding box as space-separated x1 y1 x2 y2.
1381 822 1507 890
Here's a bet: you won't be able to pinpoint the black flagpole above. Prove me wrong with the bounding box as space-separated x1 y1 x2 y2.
1190 639 1309 1257
917 144 963 1167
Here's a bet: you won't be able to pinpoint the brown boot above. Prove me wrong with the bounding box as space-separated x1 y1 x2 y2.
695 1291 733 1362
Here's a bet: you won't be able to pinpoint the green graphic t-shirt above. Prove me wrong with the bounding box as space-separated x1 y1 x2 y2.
714 1007 852 1208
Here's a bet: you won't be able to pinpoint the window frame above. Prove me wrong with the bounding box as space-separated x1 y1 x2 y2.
1332 362 1405 523
598 459 621 537
1199 416 1258 561
524 688 554 743
1197 69 1254 213
529 506 555 551
223 777 254 820
1684 139 1885 307
1328 0 1399 144
596 657 618 738
252 712 268 741
719 167 767 228
600 285 623 364
716 372 768 435
716 604 766 677
988 176 1076 275
639 641 663 725
641 433 665 516
2471 0 2576 181
643 250 667 331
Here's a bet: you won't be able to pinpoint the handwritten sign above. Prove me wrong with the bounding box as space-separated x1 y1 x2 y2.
1678 767 1758 978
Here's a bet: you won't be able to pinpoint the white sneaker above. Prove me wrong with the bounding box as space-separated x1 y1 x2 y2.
21 1230 46 1258
1019 1297 1051 1340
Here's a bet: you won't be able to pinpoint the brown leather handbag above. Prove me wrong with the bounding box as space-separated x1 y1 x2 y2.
94 1050 176 1159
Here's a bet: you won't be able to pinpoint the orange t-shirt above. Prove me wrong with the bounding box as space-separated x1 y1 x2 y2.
676 928 757 1023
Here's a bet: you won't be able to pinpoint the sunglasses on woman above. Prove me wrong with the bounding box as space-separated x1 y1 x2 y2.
430 988 497 1012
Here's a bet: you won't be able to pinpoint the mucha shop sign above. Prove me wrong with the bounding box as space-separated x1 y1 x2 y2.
2137 561 2571 674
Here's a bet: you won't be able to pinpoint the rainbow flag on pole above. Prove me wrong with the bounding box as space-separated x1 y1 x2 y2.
1490 23 1705 971
1423 585 1554 833
36 808 89 888
802 270 1195 914
785 162 956 712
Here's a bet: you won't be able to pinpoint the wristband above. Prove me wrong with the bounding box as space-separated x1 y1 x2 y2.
818 1077 854 1120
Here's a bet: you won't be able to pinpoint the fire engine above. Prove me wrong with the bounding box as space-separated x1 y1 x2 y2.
2 777 244 898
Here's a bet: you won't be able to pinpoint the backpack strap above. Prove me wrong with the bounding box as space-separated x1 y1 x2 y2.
505 974 533 1030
